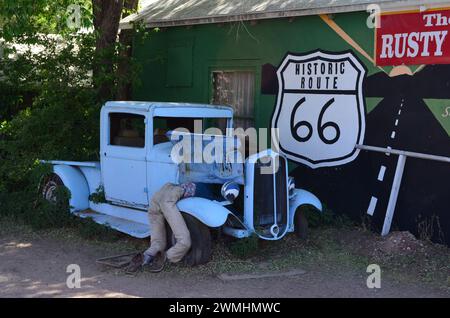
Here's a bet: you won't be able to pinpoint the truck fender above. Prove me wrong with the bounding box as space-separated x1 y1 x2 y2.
177 197 231 228
289 189 322 224
53 165 90 212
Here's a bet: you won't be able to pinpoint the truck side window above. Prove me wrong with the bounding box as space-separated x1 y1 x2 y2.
109 113 145 148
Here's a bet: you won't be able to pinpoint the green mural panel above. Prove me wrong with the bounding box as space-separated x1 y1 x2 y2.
365 97 384 114
424 99 450 136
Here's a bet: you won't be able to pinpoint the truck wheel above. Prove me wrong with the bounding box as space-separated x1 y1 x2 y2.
166 213 212 266
294 208 309 240
40 173 65 204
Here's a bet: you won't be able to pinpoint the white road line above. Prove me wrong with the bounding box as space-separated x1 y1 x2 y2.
391 131 396 139
385 146 392 156
395 119 399 126
398 109 402 115
367 196 378 216
377 166 387 181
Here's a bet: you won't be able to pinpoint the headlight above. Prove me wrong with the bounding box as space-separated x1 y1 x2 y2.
221 181 240 202
288 177 296 196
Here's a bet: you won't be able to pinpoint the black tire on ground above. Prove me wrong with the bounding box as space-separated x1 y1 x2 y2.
294 207 309 239
166 213 212 266
40 173 66 204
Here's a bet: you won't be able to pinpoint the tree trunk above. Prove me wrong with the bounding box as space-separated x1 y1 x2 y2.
92 0 124 102
117 0 139 100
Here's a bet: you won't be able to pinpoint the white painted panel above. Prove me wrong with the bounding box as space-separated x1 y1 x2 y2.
146 161 179 199
367 196 378 216
103 156 148 206
79 166 102 195
377 165 387 182
89 203 149 224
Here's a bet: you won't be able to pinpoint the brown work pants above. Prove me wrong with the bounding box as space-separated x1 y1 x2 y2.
144 183 191 263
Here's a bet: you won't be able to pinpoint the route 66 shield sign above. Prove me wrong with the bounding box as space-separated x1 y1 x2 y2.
271 50 367 168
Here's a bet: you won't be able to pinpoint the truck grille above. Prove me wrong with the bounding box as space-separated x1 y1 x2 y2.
253 155 288 239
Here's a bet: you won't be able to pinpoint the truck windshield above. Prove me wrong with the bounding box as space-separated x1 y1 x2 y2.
153 117 230 145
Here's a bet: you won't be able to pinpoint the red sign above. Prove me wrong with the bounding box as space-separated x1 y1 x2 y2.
376 8 450 66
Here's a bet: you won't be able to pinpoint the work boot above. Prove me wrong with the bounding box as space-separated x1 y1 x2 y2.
125 252 144 275
142 253 154 266
144 251 167 273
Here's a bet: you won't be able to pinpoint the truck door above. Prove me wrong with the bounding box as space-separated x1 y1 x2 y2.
101 112 148 208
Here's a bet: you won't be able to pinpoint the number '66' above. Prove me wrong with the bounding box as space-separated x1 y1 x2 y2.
290 97 341 145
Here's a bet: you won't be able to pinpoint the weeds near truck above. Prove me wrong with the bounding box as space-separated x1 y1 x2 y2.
302 204 353 229
417 214 445 244
228 234 260 258
0 161 120 241
30 187 72 230
1 193 121 243
76 218 122 241
88 185 107 204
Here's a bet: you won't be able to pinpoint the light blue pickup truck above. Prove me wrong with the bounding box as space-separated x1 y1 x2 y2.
41 101 322 265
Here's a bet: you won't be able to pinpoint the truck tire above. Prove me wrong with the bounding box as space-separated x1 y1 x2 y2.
294 208 309 240
166 213 212 266
40 173 66 204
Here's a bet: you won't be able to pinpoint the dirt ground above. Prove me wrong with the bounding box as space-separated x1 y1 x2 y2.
0 219 448 298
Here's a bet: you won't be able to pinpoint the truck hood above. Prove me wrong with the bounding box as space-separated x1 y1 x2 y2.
150 140 244 185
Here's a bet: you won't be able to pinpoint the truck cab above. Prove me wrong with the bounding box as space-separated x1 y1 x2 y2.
41 101 322 265
100 101 234 209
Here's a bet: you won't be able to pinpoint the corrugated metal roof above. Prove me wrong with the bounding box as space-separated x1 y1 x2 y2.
120 0 447 29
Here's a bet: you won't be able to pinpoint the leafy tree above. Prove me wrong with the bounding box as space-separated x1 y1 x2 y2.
0 1 93 43
91 0 139 101
0 1 144 226
0 0 140 103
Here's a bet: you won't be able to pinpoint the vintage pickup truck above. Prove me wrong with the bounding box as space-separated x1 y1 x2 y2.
41 101 322 265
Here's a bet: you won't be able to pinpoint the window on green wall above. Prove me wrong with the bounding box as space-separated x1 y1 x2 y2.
212 71 255 129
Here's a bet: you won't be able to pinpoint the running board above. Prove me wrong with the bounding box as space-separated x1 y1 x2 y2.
75 210 150 238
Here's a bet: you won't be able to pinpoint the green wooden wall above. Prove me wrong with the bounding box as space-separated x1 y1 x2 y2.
132 11 380 131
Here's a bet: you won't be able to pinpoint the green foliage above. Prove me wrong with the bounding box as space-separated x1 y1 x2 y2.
76 217 122 241
0 163 120 241
28 187 74 230
0 1 93 42
0 1 150 238
89 185 107 204
0 2 103 233
0 162 72 229
0 79 100 202
0 81 36 120
302 204 354 229
228 234 260 258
